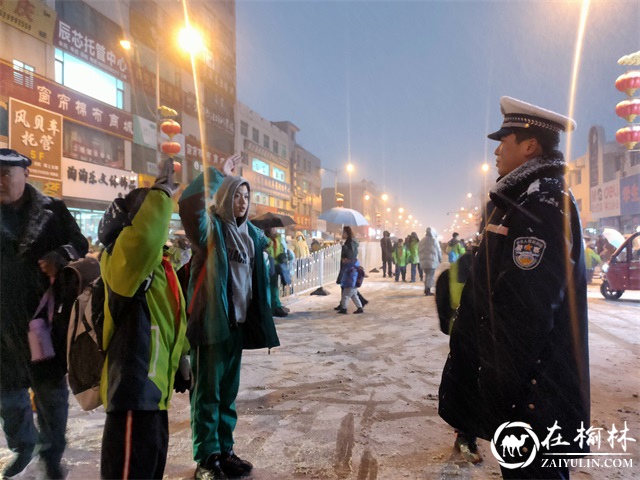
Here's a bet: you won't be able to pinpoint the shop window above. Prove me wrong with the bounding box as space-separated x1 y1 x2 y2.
13 60 34 89
253 191 269 206
272 167 285 182
55 49 123 109
63 120 124 168
252 158 270 176
132 144 158 175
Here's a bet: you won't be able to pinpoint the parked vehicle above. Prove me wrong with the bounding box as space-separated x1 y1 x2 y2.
600 231 640 300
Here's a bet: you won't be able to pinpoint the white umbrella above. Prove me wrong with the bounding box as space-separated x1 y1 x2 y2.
319 207 369 226
602 228 625 249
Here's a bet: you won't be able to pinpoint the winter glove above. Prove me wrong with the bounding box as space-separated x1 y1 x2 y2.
153 158 179 197
174 355 191 393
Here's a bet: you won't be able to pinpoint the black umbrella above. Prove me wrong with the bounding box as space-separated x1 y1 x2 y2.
250 212 296 229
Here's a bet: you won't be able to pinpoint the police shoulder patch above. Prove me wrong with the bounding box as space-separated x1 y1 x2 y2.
513 237 546 270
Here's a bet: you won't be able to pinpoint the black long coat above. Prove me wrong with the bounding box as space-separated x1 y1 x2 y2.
0 184 88 390
438 155 590 454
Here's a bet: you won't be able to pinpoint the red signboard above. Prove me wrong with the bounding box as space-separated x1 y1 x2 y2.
0 60 133 140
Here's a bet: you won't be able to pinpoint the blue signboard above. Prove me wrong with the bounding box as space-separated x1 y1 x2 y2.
620 173 640 216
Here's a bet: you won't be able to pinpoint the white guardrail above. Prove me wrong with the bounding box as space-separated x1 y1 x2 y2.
279 242 383 297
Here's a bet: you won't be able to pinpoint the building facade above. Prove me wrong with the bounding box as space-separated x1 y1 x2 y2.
567 125 640 236
1 0 237 239
235 102 292 218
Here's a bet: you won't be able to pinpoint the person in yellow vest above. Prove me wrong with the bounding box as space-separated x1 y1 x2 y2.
585 242 602 284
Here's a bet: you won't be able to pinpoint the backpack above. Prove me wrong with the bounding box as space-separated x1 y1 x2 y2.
67 263 156 411
355 265 365 288
67 275 106 411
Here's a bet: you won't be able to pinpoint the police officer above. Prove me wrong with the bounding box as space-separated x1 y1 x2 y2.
438 97 590 479
0 149 88 478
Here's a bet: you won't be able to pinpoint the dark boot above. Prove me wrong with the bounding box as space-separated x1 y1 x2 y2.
353 308 364 314
195 454 228 480
220 450 253 477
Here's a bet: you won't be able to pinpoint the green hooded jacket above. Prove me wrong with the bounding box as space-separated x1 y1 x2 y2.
100 190 189 412
178 167 280 350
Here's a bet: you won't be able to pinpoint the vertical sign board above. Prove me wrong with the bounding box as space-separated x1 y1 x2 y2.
590 179 621 220
620 173 640 216
9 98 63 181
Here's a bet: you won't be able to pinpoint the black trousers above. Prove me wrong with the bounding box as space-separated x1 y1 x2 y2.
101 410 168 480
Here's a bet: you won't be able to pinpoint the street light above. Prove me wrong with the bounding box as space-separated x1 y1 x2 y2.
346 163 354 208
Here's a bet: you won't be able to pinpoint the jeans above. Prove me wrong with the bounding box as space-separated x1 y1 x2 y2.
395 266 406 282
0 377 69 470
410 263 423 282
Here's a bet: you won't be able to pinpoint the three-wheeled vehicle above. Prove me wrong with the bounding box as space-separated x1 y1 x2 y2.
600 231 640 300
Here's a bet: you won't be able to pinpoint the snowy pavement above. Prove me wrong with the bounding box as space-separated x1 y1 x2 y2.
1 275 638 479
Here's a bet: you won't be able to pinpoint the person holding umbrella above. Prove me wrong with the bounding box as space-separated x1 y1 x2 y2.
334 226 368 311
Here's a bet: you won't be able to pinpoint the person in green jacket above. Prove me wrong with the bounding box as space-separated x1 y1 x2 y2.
392 238 409 282
585 242 602 284
265 227 289 318
179 154 280 480
98 158 190 479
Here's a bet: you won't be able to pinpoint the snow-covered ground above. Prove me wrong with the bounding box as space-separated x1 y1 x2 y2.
2 275 638 479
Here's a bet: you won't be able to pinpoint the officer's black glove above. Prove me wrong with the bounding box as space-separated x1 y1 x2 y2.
174 355 191 393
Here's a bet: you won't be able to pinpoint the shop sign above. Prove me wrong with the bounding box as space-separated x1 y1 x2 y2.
0 0 57 43
620 173 640 216
0 61 133 140
133 115 157 149
293 213 311 229
62 157 137 202
590 179 621 219
183 91 234 134
185 135 228 166
244 139 287 167
28 177 63 199
54 18 129 82
243 169 291 199
138 173 155 189
9 98 62 180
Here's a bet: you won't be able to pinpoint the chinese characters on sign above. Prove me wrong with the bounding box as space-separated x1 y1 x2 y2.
0 0 57 43
9 98 62 181
54 19 129 82
62 157 137 202
0 61 133 140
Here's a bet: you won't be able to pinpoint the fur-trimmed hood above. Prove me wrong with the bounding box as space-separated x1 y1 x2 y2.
489 152 566 210
1 184 56 255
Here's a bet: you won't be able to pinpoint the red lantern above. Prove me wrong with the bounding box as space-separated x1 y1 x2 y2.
160 120 181 139
161 141 181 157
173 161 182 176
615 99 640 122
615 125 640 150
615 71 640 96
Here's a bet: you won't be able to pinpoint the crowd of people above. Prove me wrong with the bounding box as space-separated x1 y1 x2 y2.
0 95 593 480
